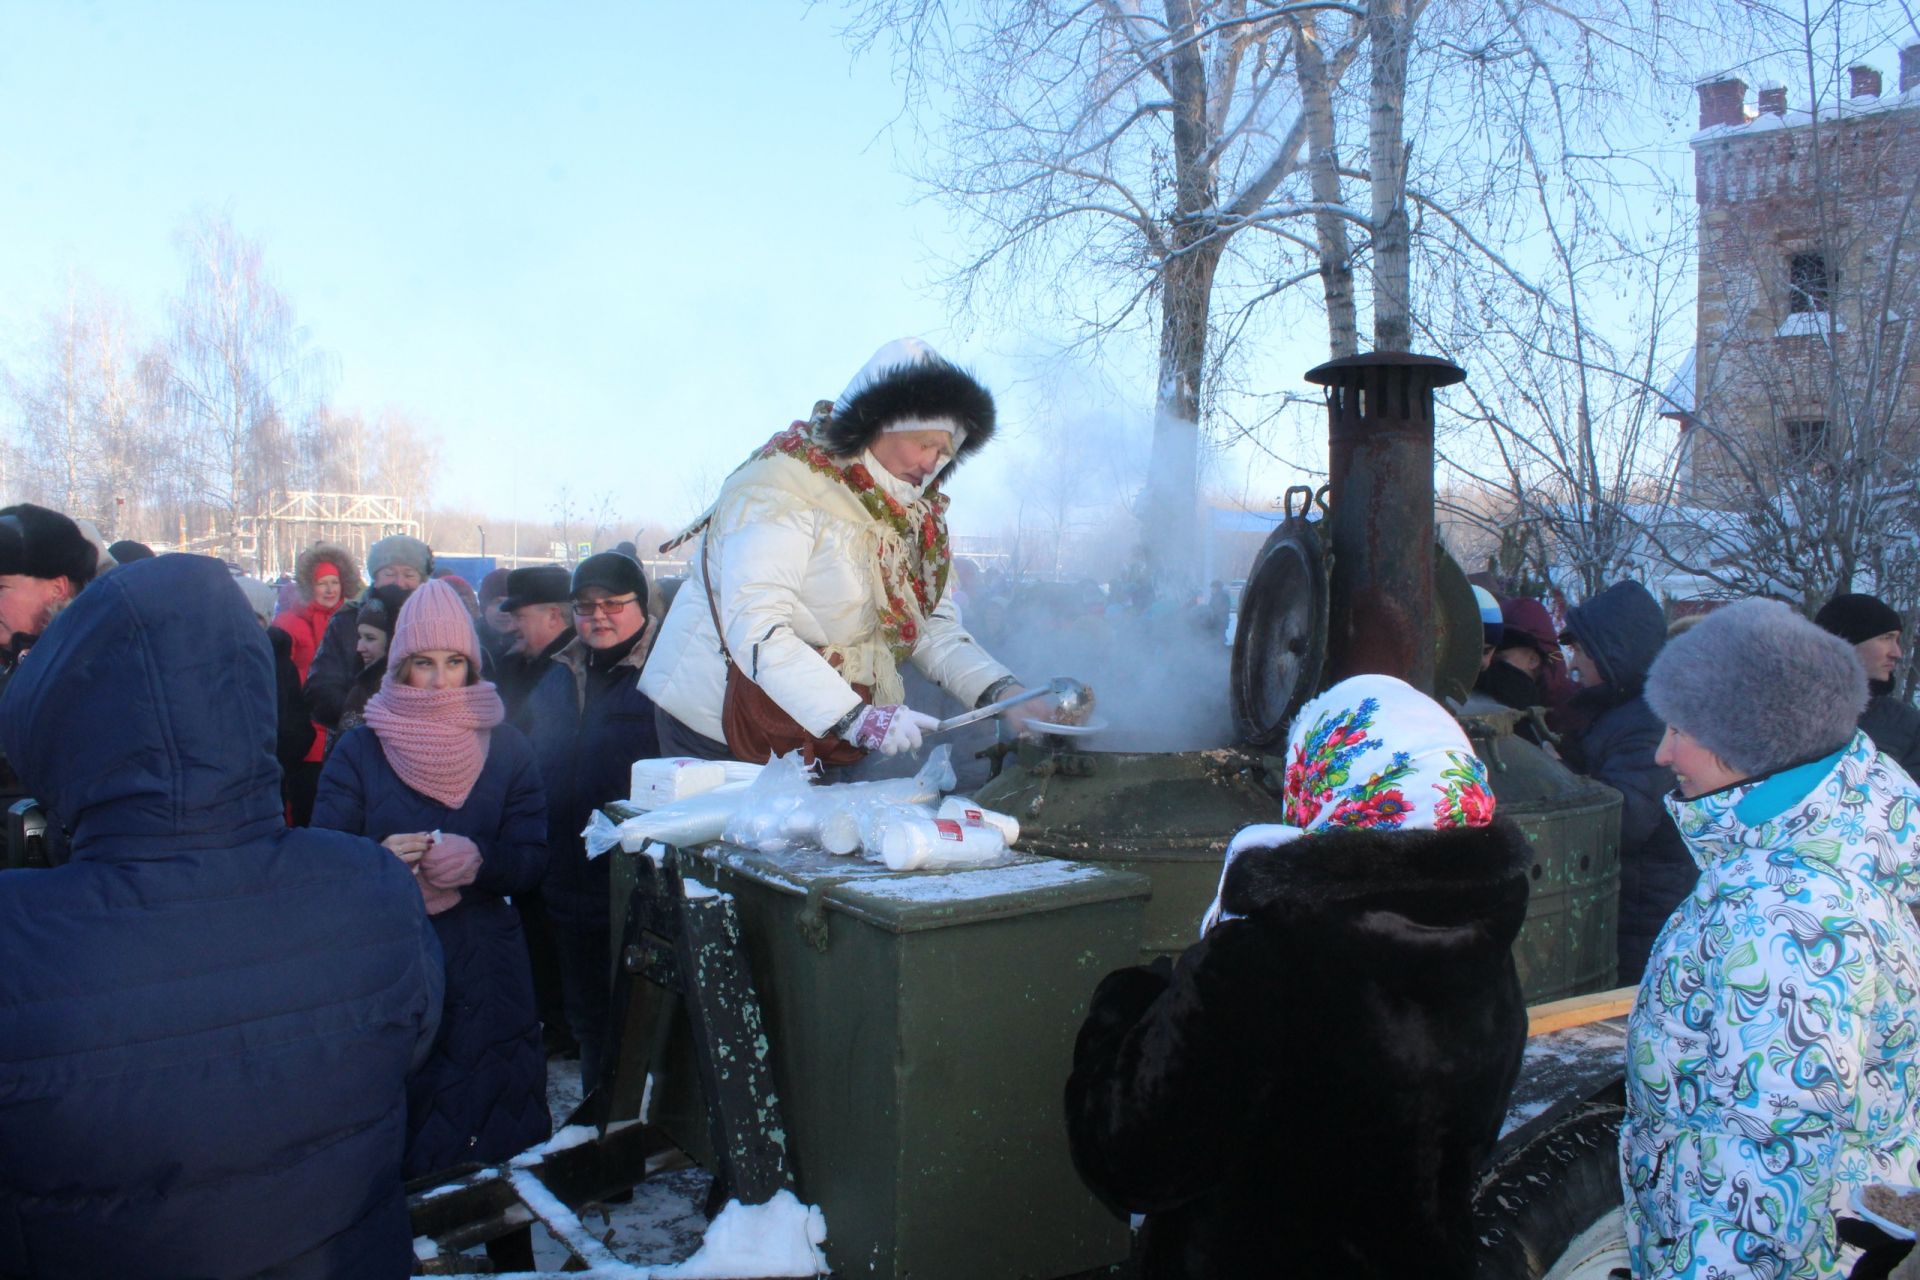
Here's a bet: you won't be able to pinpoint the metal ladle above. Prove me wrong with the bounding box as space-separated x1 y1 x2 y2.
930 677 1092 735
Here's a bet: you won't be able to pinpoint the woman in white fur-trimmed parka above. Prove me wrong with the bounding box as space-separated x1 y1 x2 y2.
1624 598 1920 1280
641 339 1023 765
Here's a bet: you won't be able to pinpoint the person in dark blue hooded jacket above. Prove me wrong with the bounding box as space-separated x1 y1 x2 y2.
1557 579 1692 983
0 553 442 1280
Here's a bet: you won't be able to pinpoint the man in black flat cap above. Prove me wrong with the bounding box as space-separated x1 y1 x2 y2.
1816 591 1920 778
498 565 575 729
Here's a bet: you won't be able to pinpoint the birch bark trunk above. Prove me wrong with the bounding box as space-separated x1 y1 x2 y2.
1367 0 1413 352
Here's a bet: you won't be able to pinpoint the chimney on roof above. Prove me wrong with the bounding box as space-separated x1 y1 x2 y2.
1901 44 1919 94
1850 64 1883 100
1697 76 1747 128
1757 83 1786 116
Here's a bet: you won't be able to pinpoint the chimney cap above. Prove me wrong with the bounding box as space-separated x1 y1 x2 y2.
1695 75 1749 129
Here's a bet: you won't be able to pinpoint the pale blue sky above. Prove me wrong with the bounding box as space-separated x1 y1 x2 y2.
0 1 1074 533
5 3 1906 547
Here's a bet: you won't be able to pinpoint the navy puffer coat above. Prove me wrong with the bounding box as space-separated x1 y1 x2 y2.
1560 581 1695 983
314 722 553 1178
526 637 658 929
0 554 442 1280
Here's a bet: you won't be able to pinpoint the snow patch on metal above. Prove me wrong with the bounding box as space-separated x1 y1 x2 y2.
846 857 1113 902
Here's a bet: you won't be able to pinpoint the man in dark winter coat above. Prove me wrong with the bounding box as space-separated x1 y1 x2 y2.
0 504 103 799
0 503 99 664
498 564 575 729
306 533 434 731
1068 675 1529 1280
0 553 442 1280
1816 591 1920 779
526 551 659 1093
1558 579 1691 983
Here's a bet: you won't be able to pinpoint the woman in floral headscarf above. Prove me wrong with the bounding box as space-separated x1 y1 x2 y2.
640 338 1028 765
1066 674 1531 1280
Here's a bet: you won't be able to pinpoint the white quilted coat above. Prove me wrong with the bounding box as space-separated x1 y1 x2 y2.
640 448 1012 744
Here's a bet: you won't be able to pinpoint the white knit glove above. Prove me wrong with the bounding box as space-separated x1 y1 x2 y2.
847 704 940 756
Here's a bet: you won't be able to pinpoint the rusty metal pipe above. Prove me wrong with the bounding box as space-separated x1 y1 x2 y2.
1304 353 1465 695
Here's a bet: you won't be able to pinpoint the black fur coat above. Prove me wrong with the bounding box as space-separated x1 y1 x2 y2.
1065 820 1532 1279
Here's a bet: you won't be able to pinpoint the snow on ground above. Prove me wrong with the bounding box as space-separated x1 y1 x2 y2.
419 1059 720 1274
650 1191 830 1278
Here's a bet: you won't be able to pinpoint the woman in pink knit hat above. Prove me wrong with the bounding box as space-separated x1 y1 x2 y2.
311 579 551 1271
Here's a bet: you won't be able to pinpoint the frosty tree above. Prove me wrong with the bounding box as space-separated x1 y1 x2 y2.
837 0 1745 593
153 212 331 562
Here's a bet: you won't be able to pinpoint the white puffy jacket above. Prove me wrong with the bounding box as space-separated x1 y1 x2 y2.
641 449 1012 745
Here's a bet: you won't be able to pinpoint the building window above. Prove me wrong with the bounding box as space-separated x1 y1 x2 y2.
1784 418 1829 459
1788 252 1832 314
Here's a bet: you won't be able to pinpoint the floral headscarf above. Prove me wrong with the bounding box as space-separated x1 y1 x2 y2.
1202 675 1494 934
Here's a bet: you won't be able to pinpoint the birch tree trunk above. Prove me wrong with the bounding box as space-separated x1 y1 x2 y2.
1141 0 1224 591
1297 13 1359 359
1367 0 1413 352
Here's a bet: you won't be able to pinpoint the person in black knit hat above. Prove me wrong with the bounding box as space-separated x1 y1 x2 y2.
523 551 659 1093
0 504 100 668
1816 591 1920 779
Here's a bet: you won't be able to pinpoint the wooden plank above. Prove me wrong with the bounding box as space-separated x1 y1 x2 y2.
1526 985 1638 1037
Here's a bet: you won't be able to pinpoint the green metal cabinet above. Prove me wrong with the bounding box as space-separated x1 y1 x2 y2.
618 841 1151 1280
972 745 1283 962
1460 706 1623 1002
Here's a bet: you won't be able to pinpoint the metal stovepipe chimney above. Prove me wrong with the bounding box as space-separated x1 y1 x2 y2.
1304 352 1466 695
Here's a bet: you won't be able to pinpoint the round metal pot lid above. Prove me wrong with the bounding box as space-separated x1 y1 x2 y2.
1231 493 1329 747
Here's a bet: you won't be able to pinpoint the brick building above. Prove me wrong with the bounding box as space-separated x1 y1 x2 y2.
1678 49 1920 502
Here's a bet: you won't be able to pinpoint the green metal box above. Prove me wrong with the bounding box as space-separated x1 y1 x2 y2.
972 746 1283 963
618 841 1151 1280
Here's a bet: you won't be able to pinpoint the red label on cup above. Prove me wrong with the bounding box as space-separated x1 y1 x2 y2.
935 819 964 841
964 808 984 822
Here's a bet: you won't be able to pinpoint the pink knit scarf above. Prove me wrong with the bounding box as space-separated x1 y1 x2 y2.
362 681 505 809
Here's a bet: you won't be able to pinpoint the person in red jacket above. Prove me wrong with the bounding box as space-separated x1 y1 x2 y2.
271 541 364 824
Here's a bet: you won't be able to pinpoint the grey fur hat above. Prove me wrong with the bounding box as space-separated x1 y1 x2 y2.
366 534 432 580
1644 598 1867 777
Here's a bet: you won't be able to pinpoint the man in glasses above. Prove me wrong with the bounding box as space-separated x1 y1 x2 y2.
524 551 659 1093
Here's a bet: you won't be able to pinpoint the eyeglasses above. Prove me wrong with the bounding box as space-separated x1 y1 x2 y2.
572 595 639 617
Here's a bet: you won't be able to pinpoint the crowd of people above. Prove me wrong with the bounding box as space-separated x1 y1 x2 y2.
4 339 1920 1279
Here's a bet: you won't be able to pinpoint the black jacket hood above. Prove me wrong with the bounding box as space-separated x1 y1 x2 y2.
813 355 996 470
0 553 283 852
1564 580 1666 693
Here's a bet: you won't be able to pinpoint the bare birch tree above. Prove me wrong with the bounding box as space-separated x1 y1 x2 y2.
155 213 331 560
840 0 1369 587
5 280 159 537
837 0 1744 595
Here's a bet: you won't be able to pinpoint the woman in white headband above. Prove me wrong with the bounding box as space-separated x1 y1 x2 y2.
643 338 1030 765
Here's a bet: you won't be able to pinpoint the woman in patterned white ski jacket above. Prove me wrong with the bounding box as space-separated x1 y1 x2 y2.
1625 598 1920 1280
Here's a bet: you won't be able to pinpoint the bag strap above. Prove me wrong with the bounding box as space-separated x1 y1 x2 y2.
700 537 734 669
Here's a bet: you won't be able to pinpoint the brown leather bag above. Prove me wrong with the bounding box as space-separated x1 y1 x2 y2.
704 544 868 767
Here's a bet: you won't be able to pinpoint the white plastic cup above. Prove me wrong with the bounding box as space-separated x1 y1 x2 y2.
819 808 862 856
936 796 1021 847
879 812 1008 871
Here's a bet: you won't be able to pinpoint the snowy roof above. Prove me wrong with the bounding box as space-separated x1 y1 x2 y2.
1658 351 1695 417
1691 82 1920 145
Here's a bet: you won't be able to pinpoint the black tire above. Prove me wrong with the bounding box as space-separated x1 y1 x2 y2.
1475 1103 1629 1280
